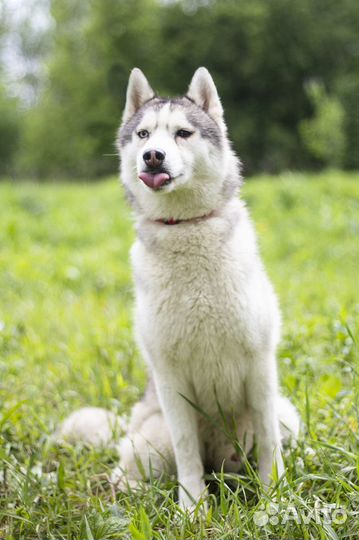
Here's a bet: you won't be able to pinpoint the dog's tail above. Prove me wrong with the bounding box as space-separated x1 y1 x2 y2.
278 395 300 442
55 407 126 447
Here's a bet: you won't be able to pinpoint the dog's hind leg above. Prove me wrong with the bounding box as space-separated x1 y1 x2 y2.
210 395 300 475
111 379 175 489
56 378 174 489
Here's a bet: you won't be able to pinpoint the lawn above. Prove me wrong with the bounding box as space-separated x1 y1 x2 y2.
0 171 358 539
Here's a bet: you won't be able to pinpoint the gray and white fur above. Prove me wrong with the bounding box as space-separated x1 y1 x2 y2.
58 67 299 512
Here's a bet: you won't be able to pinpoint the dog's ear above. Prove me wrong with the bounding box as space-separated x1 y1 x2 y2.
187 67 224 124
122 68 155 124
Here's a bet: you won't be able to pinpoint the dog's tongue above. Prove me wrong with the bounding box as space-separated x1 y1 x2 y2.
138 172 170 189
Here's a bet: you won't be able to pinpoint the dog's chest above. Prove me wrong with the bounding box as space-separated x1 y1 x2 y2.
136 244 250 410
132 216 264 407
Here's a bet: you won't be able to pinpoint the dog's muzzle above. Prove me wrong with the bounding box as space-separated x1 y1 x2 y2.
139 148 171 189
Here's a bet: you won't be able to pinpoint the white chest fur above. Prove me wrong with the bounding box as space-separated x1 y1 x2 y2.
131 199 280 414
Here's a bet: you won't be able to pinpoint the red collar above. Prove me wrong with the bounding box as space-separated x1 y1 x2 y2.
155 211 214 226
156 217 182 225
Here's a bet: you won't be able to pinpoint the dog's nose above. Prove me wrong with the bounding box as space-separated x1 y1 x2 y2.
143 149 166 169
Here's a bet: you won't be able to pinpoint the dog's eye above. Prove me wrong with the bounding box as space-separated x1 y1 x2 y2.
176 129 193 139
138 129 149 139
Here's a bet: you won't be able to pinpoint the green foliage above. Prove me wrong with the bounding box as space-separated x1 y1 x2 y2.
0 85 21 175
6 0 357 178
0 173 358 538
158 0 358 174
334 72 359 170
299 82 345 167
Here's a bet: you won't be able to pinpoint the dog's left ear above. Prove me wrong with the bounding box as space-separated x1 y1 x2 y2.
187 67 224 125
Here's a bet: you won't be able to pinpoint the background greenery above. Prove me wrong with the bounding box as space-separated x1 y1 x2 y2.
0 0 358 178
0 172 358 538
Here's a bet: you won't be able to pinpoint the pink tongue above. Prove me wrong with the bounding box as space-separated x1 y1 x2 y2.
138 172 170 189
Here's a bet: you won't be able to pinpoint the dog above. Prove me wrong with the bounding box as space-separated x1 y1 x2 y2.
59 67 299 511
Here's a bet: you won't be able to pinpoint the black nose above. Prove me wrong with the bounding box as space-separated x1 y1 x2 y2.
143 149 166 169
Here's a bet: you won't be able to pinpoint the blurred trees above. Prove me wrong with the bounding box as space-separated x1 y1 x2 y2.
20 0 161 178
1 0 358 179
299 82 345 168
0 5 21 175
0 84 21 175
156 0 358 174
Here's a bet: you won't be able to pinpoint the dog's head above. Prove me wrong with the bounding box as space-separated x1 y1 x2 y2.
117 68 241 221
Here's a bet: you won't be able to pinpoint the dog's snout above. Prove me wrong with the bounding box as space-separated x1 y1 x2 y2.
143 149 166 169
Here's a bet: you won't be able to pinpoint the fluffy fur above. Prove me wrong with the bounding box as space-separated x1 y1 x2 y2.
58 67 299 511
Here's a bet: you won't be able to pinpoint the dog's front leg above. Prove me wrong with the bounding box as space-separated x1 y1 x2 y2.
246 363 284 486
153 370 206 511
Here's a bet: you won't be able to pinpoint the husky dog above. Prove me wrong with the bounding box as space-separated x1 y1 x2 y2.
59 67 299 511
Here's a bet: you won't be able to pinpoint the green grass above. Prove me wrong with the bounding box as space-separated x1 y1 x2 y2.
0 171 358 539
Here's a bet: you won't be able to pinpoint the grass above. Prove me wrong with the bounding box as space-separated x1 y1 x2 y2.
0 170 358 539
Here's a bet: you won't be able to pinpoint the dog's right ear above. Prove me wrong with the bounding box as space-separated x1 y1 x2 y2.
187 67 224 126
122 68 155 124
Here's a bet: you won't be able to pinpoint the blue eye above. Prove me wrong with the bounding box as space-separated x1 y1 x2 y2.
176 129 193 138
138 129 149 139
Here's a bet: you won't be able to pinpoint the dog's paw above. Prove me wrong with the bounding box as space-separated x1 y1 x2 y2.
178 476 208 514
110 466 140 491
